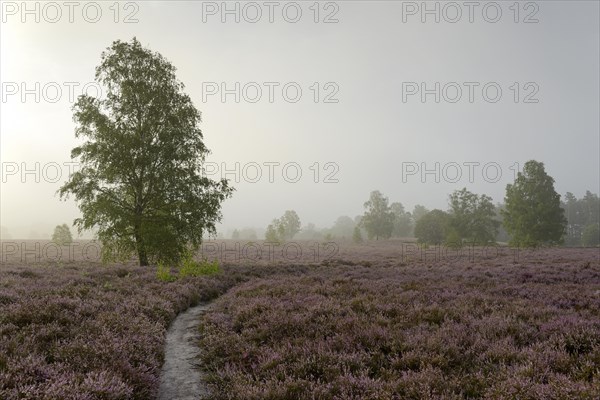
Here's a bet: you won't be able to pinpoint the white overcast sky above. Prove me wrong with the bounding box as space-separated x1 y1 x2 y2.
1 1 599 238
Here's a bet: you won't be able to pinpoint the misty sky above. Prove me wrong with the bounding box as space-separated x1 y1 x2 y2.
1 1 599 239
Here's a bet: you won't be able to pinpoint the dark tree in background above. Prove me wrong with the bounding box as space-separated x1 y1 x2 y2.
448 188 499 245
279 210 301 240
501 160 566 247
411 204 429 225
414 209 449 245
51 224 73 246
390 202 413 237
330 216 356 238
265 210 301 241
582 223 600 247
561 190 600 246
59 38 233 266
361 190 394 240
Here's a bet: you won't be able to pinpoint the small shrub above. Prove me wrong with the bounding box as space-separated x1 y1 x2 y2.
156 261 177 282
178 252 221 278
115 268 130 278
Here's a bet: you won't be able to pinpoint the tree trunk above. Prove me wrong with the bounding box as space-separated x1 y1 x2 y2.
135 230 148 266
134 217 148 266
137 242 149 266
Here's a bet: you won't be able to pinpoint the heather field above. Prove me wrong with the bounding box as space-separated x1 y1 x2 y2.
198 245 600 399
0 265 235 399
1 241 599 399
0 242 307 399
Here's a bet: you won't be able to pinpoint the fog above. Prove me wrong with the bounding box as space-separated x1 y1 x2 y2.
1 1 599 239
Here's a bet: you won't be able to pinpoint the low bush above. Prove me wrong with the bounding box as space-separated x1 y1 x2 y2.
178 252 221 278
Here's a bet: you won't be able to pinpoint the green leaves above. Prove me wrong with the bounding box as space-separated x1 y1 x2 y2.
390 202 413 237
502 160 567 247
265 210 301 242
58 38 234 265
414 209 449 245
51 224 73 246
448 188 499 245
361 190 394 240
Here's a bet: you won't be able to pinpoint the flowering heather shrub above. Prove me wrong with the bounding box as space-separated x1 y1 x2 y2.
199 248 600 399
0 260 299 399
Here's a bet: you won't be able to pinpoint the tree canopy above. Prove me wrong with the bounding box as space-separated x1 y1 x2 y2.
412 205 429 224
414 209 449 245
390 202 413 237
562 190 600 246
59 38 233 265
501 160 566 247
361 190 394 240
448 188 499 245
265 210 301 241
51 224 73 246
325 216 356 239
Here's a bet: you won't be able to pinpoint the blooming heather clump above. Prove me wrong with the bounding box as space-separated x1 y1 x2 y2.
0 261 292 399
199 248 600 399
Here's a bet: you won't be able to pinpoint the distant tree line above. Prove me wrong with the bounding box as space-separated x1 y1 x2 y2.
248 160 598 248
561 191 600 246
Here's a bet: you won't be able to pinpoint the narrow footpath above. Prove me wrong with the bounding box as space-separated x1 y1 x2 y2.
158 303 211 400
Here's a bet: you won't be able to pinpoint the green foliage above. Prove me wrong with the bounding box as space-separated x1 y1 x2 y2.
352 226 363 243
265 210 301 241
279 210 301 239
581 224 600 247
502 160 567 247
330 216 356 238
563 191 600 227
361 190 394 240
414 209 449 245
494 203 511 243
444 228 463 249
156 251 220 282
390 202 413 237
412 205 429 224
58 38 233 266
448 188 499 245
562 191 600 246
265 224 280 242
156 261 177 282
178 251 221 278
51 224 73 245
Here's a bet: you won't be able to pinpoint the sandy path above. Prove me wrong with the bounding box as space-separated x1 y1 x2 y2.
158 303 211 400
